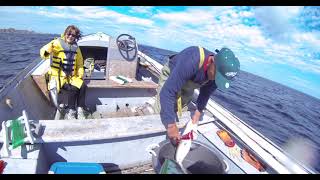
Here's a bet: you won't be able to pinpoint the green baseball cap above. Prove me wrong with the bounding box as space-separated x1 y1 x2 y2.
214 47 240 91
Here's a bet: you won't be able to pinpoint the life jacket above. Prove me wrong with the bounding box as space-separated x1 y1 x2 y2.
50 38 78 79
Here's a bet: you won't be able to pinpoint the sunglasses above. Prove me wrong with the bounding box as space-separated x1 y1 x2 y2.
67 33 77 38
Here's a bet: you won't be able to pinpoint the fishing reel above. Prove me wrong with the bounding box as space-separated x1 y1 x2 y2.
116 34 138 62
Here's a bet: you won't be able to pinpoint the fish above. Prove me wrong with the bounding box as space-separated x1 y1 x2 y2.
175 120 198 166
175 132 193 166
49 88 59 109
48 77 61 112
5 98 13 109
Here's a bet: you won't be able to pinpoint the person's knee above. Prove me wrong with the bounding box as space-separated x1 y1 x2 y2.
81 83 87 89
79 83 87 93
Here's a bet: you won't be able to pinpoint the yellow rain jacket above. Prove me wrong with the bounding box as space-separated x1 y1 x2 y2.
40 37 84 93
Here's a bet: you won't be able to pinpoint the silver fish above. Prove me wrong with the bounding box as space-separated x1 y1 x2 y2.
49 77 61 112
49 88 59 108
175 133 193 166
5 98 13 109
175 121 198 166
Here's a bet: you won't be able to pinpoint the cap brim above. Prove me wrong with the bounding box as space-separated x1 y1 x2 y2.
215 70 230 91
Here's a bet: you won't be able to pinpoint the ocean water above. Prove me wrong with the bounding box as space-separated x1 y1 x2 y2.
1 33 319 172
0 33 57 88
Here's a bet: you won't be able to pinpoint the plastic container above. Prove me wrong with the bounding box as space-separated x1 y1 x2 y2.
48 162 105 174
159 159 188 174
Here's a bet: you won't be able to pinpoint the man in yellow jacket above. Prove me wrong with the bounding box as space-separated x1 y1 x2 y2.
40 25 87 119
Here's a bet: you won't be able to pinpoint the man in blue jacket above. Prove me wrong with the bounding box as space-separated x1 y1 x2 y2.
153 46 240 142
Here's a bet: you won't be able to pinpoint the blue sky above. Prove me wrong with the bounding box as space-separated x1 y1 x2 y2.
0 6 320 100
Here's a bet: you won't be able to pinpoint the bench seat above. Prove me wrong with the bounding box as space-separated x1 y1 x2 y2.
31 75 50 102
85 79 158 89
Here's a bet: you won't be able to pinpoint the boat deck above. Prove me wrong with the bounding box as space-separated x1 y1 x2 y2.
106 162 155 174
0 107 269 174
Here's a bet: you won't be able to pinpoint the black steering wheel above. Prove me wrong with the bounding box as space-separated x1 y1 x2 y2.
116 34 138 62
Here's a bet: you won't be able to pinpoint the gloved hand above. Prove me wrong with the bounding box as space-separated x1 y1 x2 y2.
228 146 242 162
47 42 55 54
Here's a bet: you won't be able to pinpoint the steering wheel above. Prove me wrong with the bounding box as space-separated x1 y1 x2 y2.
116 34 138 62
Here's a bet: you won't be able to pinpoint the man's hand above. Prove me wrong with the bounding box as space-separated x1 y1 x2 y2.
191 109 202 124
167 123 181 143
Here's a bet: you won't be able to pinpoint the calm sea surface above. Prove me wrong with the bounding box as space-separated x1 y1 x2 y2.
0 33 319 172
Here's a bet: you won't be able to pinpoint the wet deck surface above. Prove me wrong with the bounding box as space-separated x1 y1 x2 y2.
106 162 156 174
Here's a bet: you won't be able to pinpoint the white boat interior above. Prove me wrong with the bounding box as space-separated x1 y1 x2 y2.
0 32 317 174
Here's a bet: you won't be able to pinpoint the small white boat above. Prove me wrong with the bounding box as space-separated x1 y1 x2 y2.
0 32 316 174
